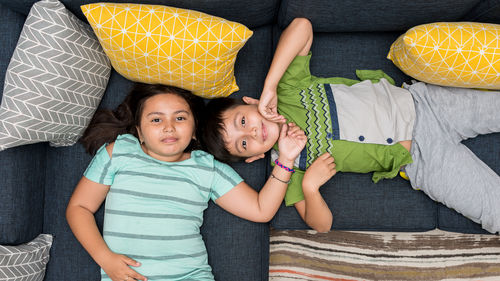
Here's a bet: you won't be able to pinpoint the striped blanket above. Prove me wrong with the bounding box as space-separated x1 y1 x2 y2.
269 229 500 281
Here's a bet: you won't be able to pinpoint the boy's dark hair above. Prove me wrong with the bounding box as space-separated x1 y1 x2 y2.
199 97 247 163
80 83 204 155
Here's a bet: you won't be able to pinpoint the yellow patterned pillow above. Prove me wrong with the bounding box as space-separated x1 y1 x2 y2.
388 22 500 89
81 3 253 98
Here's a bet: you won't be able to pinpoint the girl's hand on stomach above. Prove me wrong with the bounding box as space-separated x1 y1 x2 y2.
101 252 147 281
303 153 337 194
278 123 307 164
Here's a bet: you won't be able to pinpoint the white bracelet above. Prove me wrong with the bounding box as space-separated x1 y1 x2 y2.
270 173 291 184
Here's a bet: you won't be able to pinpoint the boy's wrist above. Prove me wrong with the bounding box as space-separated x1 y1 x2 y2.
262 81 278 93
276 157 294 170
302 183 320 195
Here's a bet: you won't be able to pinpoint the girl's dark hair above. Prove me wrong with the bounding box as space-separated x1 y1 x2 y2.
80 83 205 155
199 97 246 163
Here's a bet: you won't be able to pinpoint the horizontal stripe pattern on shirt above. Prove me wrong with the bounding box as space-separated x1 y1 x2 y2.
103 269 208 280
103 231 200 241
116 170 212 193
105 209 203 224
109 188 207 206
126 250 207 261
113 153 214 171
112 153 239 187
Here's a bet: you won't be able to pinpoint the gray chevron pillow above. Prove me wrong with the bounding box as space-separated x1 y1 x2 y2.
0 0 111 151
0 234 52 281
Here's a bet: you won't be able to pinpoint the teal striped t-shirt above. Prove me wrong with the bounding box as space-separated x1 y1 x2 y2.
84 134 243 281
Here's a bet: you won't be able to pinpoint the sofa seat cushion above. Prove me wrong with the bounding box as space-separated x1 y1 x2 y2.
272 173 437 231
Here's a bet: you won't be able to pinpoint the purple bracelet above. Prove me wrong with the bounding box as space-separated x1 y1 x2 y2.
274 159 295 173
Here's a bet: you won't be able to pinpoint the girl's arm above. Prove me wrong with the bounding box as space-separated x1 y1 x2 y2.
216 122 307 222
66 145 147 281
66 176 113 263
256 17 313 122
294 153 337 232
215 161 294 222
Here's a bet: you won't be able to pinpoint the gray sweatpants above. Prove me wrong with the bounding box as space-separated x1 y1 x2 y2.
404 82 500 234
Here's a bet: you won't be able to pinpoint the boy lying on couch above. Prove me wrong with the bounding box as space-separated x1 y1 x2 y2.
200 18 500 234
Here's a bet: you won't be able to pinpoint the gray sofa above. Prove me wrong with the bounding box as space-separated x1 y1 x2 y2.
0 0 499 280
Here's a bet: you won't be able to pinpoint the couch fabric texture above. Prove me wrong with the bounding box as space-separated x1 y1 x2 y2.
0 0 499 280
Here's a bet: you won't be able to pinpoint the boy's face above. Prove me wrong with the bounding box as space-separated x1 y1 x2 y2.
222 104 281 162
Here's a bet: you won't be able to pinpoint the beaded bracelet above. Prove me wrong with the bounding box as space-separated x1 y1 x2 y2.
274 159 295 173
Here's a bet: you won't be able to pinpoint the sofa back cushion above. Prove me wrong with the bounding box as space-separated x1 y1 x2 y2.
278 0 482 32
0 0 280 29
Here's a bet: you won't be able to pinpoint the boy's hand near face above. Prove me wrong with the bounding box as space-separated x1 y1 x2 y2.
258 88 287 123
277 122 307 164
242 94 286 123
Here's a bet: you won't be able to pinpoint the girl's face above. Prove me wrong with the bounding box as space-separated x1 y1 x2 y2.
137 93 196 162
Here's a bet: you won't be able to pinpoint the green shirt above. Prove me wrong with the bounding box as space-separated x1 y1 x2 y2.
275 54 413 206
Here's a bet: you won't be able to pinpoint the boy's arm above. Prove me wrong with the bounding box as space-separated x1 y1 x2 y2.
295 196 332 233
295 153 336 232
258 18 313 122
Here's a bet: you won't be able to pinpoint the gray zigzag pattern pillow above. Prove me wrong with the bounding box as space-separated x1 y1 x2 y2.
0 234 53 281
0 0 111 151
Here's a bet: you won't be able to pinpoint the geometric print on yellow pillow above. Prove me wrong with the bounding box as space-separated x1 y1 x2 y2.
81 3 253 98
388 22 500 89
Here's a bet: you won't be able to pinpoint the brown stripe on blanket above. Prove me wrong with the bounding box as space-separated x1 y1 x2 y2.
270 229 500 281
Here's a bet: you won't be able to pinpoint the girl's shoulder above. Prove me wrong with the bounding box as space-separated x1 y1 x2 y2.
190 150 214 165
191 150 238 173
112 134 140 153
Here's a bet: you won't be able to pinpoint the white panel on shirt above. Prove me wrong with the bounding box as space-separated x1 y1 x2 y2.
331 78 415 145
